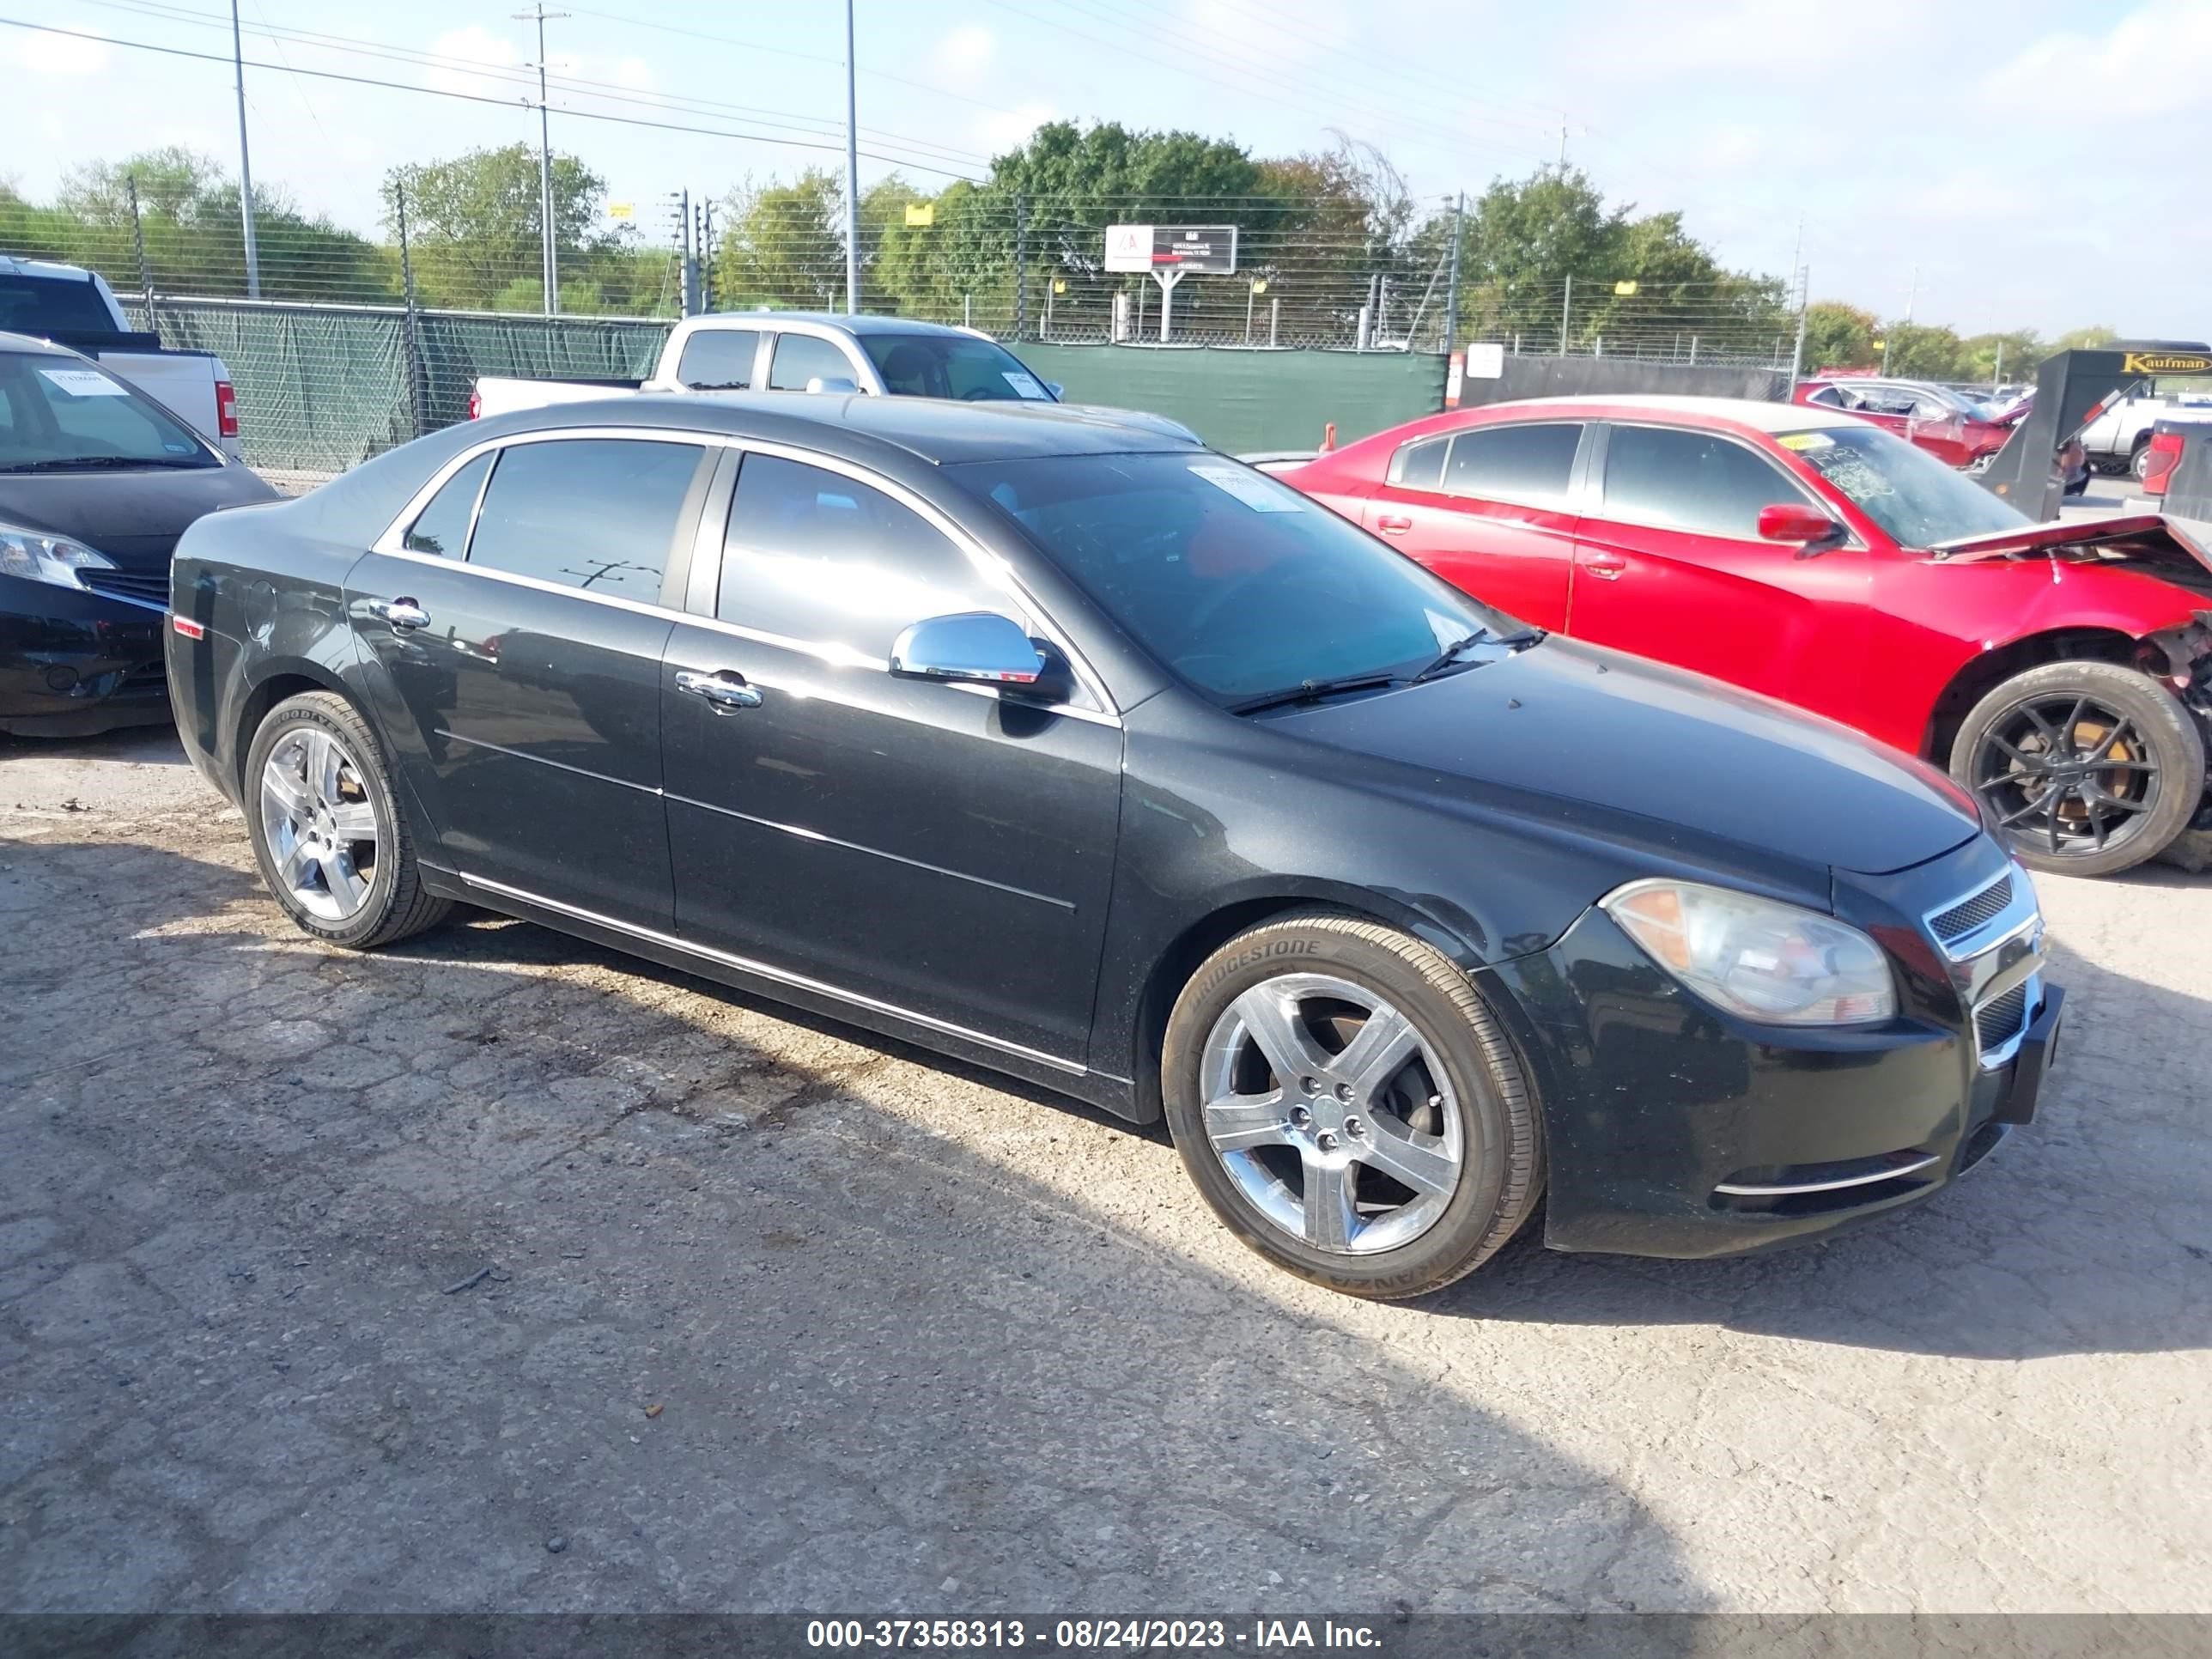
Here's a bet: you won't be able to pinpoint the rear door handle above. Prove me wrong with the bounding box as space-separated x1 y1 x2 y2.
370 596 430 631
1583 555 1628 580
1375 514 1413 533
675 667 763 713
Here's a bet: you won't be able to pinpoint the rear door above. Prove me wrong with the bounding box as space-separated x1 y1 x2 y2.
351 431 714 927
1359 422 1583 631
1567 422 1870 724
658 446 1122 1066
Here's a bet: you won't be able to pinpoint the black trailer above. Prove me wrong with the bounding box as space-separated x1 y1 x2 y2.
1977 342 2212 520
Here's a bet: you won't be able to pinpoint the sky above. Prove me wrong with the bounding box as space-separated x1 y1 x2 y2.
8 0 2210 338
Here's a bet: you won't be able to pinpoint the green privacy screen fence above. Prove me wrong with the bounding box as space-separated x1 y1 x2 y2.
122 299 1449 477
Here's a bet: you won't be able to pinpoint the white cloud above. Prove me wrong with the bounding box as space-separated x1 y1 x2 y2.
17 28 112 76
611 56 655 93
424 25 522 98
975 100 1054 155
1984 0 2212 119
931 24 995 87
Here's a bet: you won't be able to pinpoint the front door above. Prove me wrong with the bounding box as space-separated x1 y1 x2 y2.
1566 422 1870 726
349 433 714 927
659 448 1121 1067
1360 422 1583 632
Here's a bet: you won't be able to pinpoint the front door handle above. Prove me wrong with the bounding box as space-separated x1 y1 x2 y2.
675 667 763 713
1375 514 1413 534
370 596 431 631
1583 555 1628 580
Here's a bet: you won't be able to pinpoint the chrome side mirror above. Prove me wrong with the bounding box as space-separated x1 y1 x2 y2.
889 612 1043 685
805 375 860 394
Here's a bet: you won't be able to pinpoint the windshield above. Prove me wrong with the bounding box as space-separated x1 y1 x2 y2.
0 350 217 471
860 333 1056 403
1778 423 2024 546
951 451 1515 707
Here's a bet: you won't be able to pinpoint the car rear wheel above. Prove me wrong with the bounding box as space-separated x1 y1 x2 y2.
1161 911 1543 1299
1949 659 2205 878
245 690 451 948
2130 435 2154 481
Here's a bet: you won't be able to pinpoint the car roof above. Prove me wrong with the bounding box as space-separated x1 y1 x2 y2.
701 310 987 340
476 390 1199 466
0 330 78 358
1469 394 1864 433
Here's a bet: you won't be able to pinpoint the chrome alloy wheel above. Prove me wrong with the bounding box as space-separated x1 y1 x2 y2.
1197 973 1464 1255
258 728 380 921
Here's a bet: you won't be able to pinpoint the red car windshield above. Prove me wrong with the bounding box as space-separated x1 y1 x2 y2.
1778 423 2027 548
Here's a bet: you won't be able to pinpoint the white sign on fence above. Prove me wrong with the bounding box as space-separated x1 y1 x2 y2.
1467 342 1505 380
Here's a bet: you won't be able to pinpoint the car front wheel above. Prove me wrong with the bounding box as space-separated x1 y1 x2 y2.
1950 659 2205 877
244 690 451 948
1162 911 1544 1299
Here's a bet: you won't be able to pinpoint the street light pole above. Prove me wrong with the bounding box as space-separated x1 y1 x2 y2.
843 0 860 315
230 0 260 298
516 3 568 317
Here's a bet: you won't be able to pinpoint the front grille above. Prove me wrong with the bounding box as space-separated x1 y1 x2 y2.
1975 982 2031 1059
1930 872 2014 945
77 568 171 607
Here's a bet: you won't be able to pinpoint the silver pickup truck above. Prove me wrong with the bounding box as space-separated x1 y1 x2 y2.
2081 387 2212 479
0 258 243 463
471 311 1199 444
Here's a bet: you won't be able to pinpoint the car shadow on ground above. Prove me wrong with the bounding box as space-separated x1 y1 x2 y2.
1436 934 2212 1361
0 835 1699 1618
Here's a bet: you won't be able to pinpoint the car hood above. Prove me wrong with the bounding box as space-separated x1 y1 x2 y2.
1059 402 1203 445
1267 636 1981 878
0 465 278 569
1929 514 2212 599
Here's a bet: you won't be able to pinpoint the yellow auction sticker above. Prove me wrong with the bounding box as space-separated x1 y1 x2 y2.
1778 431 1834 451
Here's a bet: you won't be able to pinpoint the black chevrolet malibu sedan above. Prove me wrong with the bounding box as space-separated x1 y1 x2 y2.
1 332 276 736
166 395 2063 1297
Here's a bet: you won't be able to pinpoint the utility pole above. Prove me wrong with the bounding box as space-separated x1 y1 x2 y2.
1442 191 1463 357
515 3 568 317
1559 115 1568 167
1788 264 1809 388
1559 274 1572 355
1881 264 1917 376
843 0 860 314
230 0 260 298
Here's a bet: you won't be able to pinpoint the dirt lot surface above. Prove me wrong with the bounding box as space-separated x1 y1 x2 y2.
2 729 2208 1614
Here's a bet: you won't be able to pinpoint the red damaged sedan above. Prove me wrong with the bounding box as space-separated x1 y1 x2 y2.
1284 396 2212 876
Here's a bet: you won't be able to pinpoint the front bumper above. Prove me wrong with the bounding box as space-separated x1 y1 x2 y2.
1483 842 2062 1261
0 574 169 737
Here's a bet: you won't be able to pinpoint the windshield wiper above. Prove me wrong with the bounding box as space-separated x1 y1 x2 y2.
1229 673 1402 717
1412 625 1544 683
0 455 214 473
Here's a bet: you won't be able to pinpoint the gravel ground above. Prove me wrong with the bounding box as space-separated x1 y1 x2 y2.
1 728 2208 1615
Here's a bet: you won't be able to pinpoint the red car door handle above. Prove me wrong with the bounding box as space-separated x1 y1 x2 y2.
1375 514 1413 533
1583 554 1627 580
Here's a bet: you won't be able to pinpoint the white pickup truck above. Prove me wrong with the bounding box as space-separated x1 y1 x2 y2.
2081 386 2212 479
470 311 1199 443
0 257 243 463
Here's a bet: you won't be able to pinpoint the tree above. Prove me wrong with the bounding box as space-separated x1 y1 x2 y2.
714 169 848 311
1801 301 1880 371
1876 321 1970 380
386 144 610 311
1958 328 2043 382
2051 324 2118 352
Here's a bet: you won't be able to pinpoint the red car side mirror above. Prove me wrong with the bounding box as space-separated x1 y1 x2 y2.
1757 502 1844 547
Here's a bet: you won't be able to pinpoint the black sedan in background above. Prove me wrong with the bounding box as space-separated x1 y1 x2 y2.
1 331 275 737
167 395 2060 1298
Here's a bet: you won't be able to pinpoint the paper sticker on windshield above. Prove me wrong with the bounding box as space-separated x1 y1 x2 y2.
1188 462 1302 512
1001 370 1049 400
39 368 129 398
1778 431 1834 451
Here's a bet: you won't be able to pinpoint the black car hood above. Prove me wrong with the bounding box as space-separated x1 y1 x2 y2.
0 465 278 570
1269 636 1980 878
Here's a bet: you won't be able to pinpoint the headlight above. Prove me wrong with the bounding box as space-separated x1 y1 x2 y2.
0 522 115 591
1601 878 1896 1026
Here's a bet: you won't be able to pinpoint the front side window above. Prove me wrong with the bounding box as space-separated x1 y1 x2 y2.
674 328 758 390
466 438 705 603
860 333 1053 401
953 452 1510 707
403 452 491 556
1601 425 1807 540
0 350 216 472
768 333 858 392
719 453 1006 656
1443 423 1581 507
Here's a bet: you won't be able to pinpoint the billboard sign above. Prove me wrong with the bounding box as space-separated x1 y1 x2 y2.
1103 224 1238 275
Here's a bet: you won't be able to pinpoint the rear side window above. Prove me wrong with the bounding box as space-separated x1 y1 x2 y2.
0 275 117 336
674 328 757 390
1602 426 1806 540
719 453 1005 656
467 438 706 603
404 452 491 556
768 333 856 392
1389 437 1447 489
1443 423 1581 507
